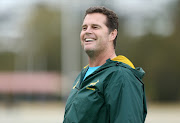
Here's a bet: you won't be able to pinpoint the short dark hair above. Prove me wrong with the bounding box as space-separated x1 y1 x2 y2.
85 6 119 48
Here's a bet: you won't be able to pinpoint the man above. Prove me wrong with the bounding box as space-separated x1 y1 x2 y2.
63 6 147 123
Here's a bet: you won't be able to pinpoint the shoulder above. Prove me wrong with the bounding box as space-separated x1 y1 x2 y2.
105 64 141 86
109 63 134 77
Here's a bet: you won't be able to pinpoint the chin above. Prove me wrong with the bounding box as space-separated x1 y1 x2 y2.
85 48 93 53
84 46 94 52
85 49 95 56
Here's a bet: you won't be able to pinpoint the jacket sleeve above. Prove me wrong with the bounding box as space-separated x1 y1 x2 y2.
104 69 146 123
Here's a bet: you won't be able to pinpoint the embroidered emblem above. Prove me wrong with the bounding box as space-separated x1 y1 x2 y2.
86 87 95 91
89 80 99 86
86 80 99 91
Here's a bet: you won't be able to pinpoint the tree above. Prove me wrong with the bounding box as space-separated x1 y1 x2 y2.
23 4 61 72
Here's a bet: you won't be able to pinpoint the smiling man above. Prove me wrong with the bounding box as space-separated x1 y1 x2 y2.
80 12 116 62
63 6 147 123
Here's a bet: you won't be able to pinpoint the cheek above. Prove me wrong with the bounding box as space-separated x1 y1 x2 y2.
80 31 84 40
80 32 84 46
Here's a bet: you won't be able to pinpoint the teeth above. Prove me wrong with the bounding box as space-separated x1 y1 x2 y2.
85 39 94 42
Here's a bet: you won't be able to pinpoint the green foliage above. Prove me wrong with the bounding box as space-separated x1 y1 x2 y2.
0 52 15 71
24 4 61 72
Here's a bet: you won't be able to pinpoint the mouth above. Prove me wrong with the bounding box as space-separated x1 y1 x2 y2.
84 38 95 42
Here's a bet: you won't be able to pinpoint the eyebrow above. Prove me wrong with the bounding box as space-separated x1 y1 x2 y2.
92 24 101 27
81 24 101 27
81 24 86 27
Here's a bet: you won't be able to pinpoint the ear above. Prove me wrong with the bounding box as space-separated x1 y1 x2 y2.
109 29 117 42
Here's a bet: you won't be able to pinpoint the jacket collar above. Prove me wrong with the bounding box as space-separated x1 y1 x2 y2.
111 55 135 69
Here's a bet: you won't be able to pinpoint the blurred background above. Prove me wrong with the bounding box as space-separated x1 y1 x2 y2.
0 0 180 122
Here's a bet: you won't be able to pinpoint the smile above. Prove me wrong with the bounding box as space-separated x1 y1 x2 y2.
85 38 95 42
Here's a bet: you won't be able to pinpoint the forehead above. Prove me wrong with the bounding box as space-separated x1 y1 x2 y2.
82 13 107 26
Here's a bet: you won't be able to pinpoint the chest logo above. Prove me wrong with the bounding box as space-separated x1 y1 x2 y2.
86 79 99 91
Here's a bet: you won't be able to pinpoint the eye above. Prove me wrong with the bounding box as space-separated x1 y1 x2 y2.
93 26 98 29
82 26 87 31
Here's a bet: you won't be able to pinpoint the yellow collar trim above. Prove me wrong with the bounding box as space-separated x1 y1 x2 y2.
112 55 135 69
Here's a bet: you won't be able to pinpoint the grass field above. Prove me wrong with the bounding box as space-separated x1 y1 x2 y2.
0 101 179 123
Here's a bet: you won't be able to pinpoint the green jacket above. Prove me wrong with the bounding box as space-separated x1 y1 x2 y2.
63 55 147 123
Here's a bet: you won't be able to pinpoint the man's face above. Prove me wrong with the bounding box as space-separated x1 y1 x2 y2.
80 13 111 55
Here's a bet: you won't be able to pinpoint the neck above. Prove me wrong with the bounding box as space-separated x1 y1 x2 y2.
87 50 116 67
